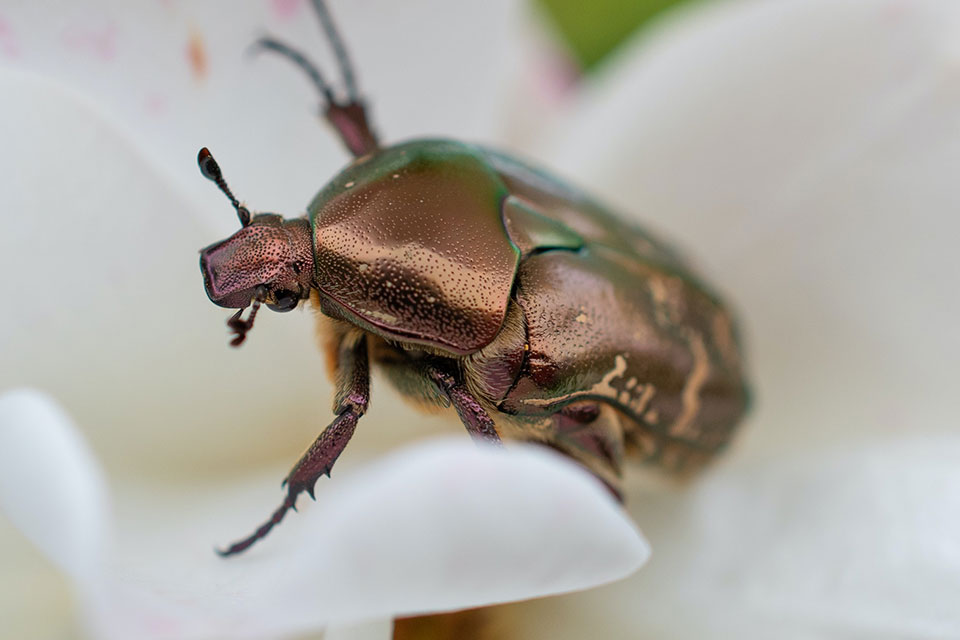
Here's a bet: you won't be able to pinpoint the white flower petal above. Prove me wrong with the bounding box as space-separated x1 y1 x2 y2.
273 439 647 624
540 0 960 454
109 440 647 637
0 391 647 638
506 436 960 638
0 388 109 581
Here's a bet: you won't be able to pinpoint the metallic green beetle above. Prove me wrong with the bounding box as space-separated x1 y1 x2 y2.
198 0 749 556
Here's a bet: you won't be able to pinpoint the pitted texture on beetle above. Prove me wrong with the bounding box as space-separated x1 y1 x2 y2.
309 140 520 355
505 248 747 458
200 216 313 309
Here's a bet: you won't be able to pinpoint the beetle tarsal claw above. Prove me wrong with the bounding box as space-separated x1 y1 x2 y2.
215 492 299 557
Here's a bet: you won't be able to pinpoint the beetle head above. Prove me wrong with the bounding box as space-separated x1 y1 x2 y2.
197 148 313 346
200 214 313 311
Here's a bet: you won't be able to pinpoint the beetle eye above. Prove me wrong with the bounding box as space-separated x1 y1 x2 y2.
268 289 299 312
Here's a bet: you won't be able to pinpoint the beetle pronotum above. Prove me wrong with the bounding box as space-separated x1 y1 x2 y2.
199 0 749 556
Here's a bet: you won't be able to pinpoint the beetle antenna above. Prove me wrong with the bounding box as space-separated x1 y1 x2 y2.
249 1 379 158
197 147 251 227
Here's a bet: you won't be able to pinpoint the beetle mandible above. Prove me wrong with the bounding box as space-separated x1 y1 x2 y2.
199 0 750 556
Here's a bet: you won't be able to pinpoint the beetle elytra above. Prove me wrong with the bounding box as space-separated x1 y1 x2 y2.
199 0 749 556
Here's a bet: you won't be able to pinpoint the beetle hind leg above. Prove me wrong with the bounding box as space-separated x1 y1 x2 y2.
251 1 378 157
532 403 626 501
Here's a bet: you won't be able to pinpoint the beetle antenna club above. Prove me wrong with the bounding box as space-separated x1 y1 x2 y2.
197 147 251 227
251 0 378 157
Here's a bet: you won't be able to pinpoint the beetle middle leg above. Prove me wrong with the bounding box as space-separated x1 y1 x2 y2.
217 332 369 556
426 366 502 446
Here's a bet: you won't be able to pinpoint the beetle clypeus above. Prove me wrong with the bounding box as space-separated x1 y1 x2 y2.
199 0 749 556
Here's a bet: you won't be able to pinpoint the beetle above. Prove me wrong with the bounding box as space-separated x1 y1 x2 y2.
199 0 749 556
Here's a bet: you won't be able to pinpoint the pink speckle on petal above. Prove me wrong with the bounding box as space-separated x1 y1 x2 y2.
271 0 303 20
144 614 181 634
0 17 20 58
144 93 168 117
61 21 117 61
881 0 913 21
531 48 581 105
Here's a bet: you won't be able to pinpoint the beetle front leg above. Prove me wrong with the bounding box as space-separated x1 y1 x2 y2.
284 333 369 498
217 334 369 557
426 367 502 446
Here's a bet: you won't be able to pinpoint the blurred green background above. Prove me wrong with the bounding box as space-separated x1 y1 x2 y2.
537 0 693 70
